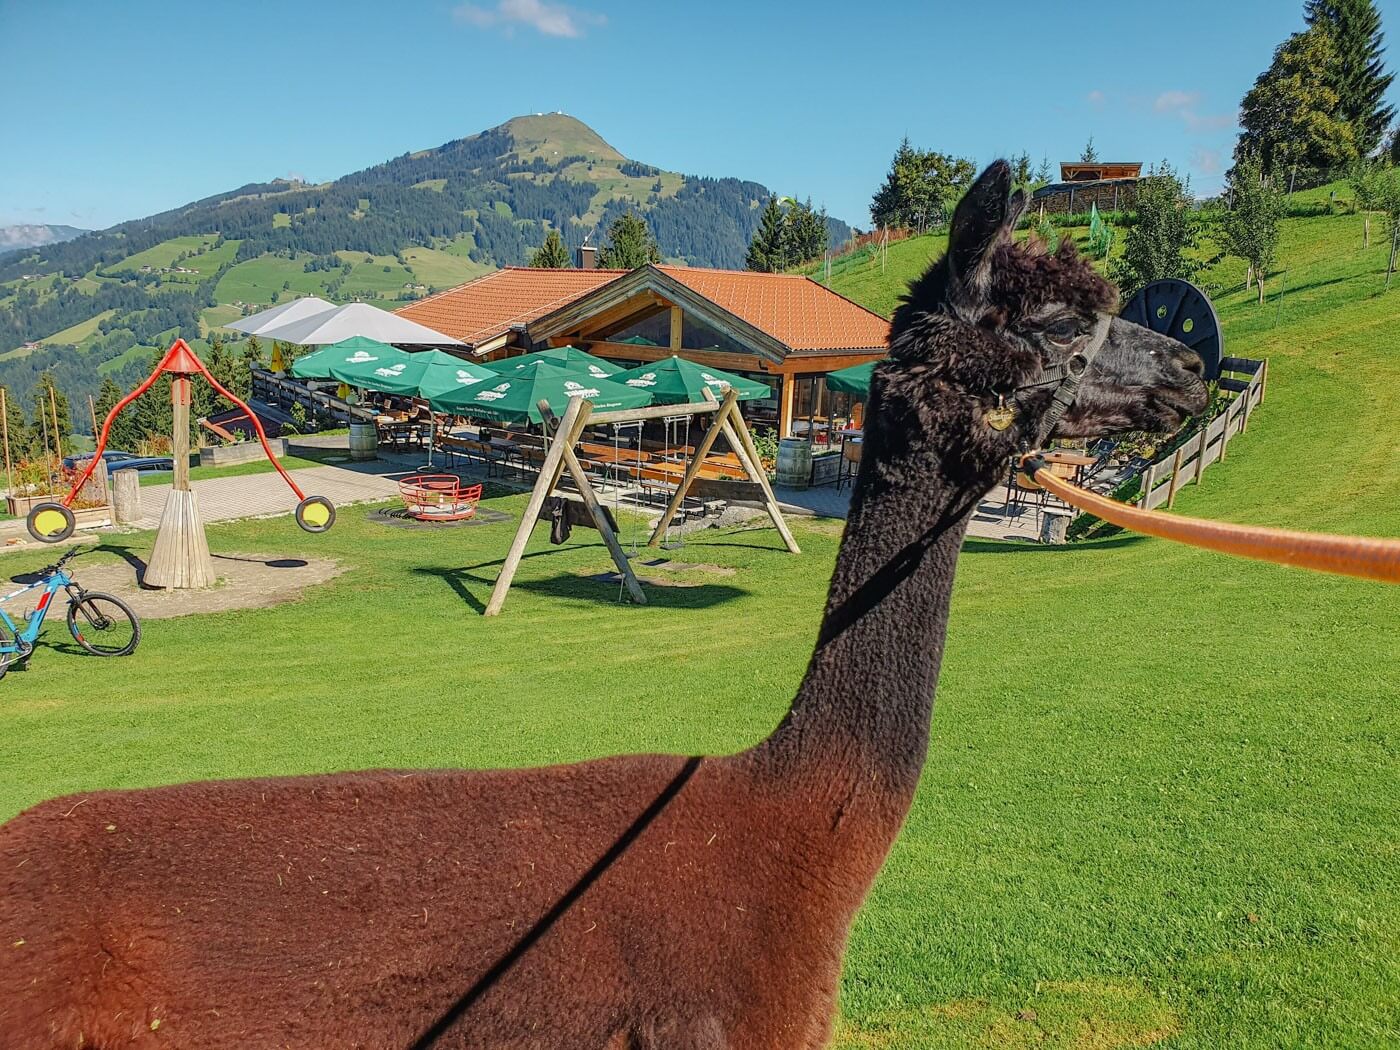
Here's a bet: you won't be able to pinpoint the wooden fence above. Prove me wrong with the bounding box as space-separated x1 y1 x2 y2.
1138 357 1268 510
250 368 377 425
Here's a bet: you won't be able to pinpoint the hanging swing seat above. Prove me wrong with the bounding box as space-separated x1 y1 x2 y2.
398 475 483 521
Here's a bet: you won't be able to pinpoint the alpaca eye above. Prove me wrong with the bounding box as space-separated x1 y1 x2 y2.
1044 319 1081 347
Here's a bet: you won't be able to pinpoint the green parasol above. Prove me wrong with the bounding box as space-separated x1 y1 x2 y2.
488 345 622 379
291 336 415 382
825 360 876 398
436 360 652 424
414 353 501 408
611 356 770 404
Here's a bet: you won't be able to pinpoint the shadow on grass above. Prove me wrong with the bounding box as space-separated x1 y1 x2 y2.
414 553 749 613
961 534 1146 555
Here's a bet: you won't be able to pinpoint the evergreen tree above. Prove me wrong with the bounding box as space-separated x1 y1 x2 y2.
1237 26 1359 176
30 371 72 457
596 212 660 269
786 198 830 266
1080 136 1099 163
746 196 789 272
1111 161 1200 296
529 229 572 268
1223 154 1285 304
1305 0 1396 156
869 139 975 232
1011 153 1034 188
95 375 141 451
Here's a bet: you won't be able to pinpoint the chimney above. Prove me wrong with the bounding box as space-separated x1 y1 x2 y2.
576 245 598 270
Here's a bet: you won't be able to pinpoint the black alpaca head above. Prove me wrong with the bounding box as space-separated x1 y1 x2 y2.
869 160 1209 486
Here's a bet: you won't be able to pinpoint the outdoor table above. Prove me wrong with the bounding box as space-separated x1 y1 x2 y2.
1042 450 1096 484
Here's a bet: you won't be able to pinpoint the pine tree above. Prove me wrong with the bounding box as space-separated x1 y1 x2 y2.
869 139 975 232
596 212 660 269
747 196 789 272
1080 136 1098 163
529 229 572 268
30 371 71 457
1111 161 1200 296
786 198 831 266
1223 154 1285 304
1305 0 1396 156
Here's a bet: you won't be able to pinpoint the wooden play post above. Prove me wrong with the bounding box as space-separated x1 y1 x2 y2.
145 373 216 588
1 388 11 500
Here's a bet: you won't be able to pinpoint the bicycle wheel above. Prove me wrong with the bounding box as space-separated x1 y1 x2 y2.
67 592 141 657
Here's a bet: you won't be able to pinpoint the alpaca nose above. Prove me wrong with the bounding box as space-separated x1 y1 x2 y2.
1175 347 1205 377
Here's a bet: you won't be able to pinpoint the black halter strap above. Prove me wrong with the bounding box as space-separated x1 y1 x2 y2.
1016 311 1113 452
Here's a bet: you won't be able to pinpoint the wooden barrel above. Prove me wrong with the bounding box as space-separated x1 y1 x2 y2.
774 437 812 489
349 421 378 461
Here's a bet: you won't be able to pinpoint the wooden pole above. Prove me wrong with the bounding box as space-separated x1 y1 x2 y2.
719 414 800 554
172 377 191 490
1167 445 1185 509
0 388 11 499
558 442 646 605
87 394 99 438
49 384 61 460
484 396 590 617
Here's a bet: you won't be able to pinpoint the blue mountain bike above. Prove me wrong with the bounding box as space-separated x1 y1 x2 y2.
0 547 141 679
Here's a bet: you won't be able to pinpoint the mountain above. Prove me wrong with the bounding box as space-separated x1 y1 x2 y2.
0 224 88 254
0 114 853 418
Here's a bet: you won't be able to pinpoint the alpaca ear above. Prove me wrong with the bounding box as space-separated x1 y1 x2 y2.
948 161 1026 297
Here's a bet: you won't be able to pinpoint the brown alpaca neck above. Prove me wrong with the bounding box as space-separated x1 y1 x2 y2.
752 428 986 820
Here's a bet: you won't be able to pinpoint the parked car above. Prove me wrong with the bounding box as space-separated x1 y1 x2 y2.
62 450 175 473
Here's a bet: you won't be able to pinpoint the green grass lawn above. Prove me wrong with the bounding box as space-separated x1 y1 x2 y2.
0 204 1397 1048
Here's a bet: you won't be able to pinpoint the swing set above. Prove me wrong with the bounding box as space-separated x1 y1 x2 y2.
484 388 798 617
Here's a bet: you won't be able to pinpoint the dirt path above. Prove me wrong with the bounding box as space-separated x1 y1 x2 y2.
6 552 346 620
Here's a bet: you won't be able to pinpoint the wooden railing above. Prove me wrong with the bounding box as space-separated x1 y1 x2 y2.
250 368 377 424
1138 357 1268 510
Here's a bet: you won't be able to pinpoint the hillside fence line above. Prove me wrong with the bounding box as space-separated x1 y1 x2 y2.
1137 357 1267 511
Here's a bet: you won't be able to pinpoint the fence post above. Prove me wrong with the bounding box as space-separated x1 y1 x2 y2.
1167 445 1185 509
1258 358 1268 403
1194 425 1209 485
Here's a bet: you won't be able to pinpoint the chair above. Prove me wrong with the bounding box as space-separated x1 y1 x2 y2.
837 439 862 492
1003 462 1047 526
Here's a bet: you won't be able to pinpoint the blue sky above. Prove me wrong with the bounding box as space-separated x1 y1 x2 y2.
3 0 1398 231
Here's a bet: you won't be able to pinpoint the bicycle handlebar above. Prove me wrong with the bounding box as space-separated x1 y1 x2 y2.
40 546 82 577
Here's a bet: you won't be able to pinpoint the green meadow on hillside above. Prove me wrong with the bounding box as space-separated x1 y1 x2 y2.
0 202 1396 1047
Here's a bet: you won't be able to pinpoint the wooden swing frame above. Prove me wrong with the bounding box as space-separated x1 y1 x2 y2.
484 389 798 617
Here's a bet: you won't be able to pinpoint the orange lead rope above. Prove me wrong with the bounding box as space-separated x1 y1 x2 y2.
1021 455 1400 585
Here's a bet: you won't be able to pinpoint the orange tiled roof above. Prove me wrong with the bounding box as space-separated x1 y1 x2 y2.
655 266 889 352
395 267 626 348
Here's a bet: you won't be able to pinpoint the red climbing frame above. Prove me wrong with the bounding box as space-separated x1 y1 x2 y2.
63 338 309 507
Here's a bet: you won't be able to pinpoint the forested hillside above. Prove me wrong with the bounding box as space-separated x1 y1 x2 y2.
0 113 852 423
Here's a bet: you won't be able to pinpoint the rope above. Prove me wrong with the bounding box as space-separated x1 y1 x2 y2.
1024 456 1400 585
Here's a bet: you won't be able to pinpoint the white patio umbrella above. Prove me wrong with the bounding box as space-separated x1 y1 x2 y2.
256 302 465 347
224 296 335 336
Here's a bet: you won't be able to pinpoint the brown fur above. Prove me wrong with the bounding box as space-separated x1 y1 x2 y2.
0 162 1207 1049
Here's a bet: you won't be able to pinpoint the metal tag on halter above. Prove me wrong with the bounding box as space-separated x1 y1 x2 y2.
986 395 1014 431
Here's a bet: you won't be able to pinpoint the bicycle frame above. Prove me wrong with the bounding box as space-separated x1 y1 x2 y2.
0 568 75 652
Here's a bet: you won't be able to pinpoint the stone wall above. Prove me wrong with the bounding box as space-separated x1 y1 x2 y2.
1031 179 1138 215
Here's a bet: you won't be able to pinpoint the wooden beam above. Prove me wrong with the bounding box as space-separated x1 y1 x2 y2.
559 443 646 605
723 410 800 554
779 375 796 437
484 395 591 617
588 399 735 426
668 305 682 352
647 389 735 547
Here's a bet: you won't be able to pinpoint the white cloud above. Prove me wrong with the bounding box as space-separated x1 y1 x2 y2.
1153 90 1200 114
454 0 604 38
1191 147 1224 176
1086 89 1107 108
1152 89 1235 133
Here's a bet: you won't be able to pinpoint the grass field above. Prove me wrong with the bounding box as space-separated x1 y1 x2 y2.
0 204 1397 1048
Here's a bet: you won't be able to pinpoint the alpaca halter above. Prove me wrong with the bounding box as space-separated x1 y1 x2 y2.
1013 311 1113 452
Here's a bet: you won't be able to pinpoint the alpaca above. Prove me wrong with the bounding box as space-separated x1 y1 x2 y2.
0 162 1208 1050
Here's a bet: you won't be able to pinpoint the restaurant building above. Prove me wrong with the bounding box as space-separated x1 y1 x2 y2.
396 264 890 438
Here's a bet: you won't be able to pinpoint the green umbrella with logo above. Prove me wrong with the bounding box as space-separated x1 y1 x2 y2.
825 360 876 398
437 360 651 424
488 345 622 379
414 353 501 407
611 356 770 405
291 336 416 382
